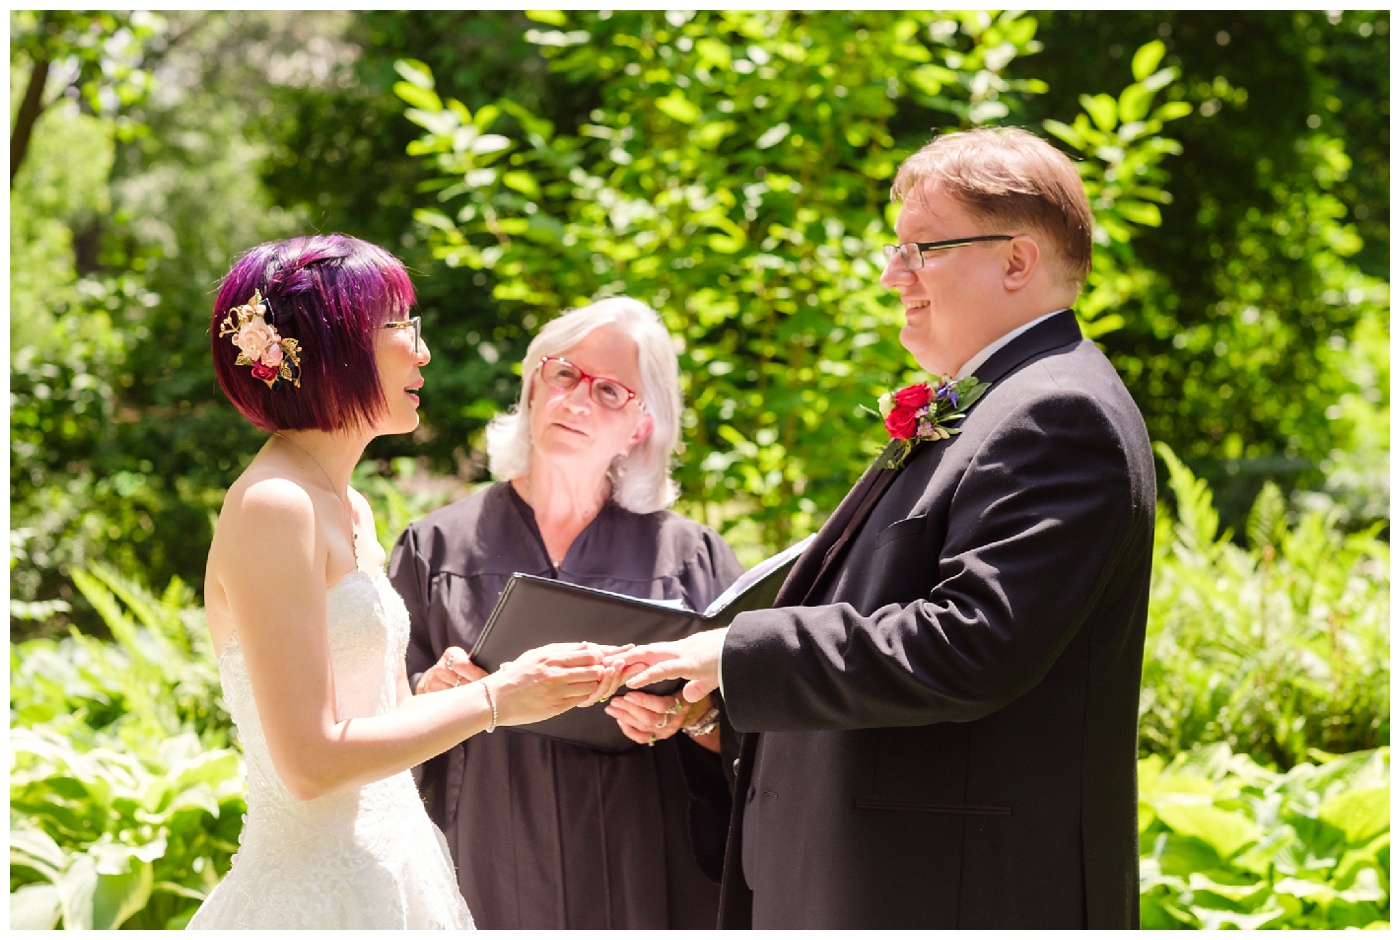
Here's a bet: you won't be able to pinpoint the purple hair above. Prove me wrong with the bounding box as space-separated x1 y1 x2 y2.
211 235 415 432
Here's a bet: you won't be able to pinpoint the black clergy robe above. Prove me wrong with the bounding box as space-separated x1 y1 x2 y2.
389 482 743 929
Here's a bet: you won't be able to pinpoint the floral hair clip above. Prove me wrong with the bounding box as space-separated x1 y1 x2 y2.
218 290 303 390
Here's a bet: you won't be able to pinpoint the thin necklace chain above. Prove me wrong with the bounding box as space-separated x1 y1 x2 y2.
271 431 358 564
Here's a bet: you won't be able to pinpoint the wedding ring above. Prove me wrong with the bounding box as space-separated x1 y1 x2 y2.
452 674 461 688
647 734 657 746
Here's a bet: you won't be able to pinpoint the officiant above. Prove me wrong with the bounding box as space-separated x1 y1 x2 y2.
388 296 743 929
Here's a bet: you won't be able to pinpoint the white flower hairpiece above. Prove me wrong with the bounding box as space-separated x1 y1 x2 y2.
218 290 303 390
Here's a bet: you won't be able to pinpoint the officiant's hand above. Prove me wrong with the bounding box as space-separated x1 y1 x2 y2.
614 628 728 704
604 690 713 748
417 646 489 695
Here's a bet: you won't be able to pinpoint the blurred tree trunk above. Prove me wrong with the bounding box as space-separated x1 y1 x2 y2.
10 12 56 186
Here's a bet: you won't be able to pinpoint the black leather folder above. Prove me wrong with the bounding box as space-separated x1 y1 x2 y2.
469 536 813 752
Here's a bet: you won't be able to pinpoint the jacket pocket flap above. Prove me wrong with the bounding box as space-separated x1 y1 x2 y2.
874 514 927 548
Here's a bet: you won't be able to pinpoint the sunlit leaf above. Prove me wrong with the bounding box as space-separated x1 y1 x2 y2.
1042 118 1085 150
525 9 568 26
1080 93 1118 132
1319 786 1390 846
91 858 153 929
1118 84 1153 124
392 58 435 90
1153 101 1194 122
470 134 512 156
1131 40 1166 82
1115 201 1162 226
10 826 68 877
655 92 702 124
392 81 441 113
57 853 98 930
10 883 62 930
405 107 458 136
1155 801 1261 859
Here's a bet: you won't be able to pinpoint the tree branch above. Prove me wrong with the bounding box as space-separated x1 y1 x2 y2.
11 54 53 188
10 11 61 188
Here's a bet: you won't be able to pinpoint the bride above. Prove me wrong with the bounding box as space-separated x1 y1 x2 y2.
187 235 623 929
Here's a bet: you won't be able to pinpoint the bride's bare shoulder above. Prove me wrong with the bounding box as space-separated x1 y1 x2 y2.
206 466 322 651
211 464 319 569
219 464 315 523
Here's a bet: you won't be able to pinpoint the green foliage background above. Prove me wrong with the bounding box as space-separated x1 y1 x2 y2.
9 10 1389 630
392 10 1201 546
8 9 1390 930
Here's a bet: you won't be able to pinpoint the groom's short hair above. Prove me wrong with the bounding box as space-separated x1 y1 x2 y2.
892 127 1094 290
212 234 415 432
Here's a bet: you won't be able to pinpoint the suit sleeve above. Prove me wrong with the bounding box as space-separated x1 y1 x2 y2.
388 524 437 694
721 388 1143 732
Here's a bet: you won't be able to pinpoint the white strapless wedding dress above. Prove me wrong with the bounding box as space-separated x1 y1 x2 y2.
188 570 474 929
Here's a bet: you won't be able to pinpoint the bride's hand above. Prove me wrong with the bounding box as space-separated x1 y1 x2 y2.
488 642 617 727
416 646 488 695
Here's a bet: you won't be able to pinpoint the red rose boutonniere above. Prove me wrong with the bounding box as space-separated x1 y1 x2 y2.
871 375 989 470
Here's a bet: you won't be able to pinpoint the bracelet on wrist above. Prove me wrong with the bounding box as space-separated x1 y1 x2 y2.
482 680 498 733
682 704 720 737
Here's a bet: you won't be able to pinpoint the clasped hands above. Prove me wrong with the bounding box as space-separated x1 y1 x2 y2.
604 629 727 747
419 629 727 745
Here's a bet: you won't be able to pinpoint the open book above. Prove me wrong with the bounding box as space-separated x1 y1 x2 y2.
469 535 814 752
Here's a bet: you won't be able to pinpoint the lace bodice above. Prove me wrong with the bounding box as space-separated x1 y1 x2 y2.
188 570 472 929
217 570 406 810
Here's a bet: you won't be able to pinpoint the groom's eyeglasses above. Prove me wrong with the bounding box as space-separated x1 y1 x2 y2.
882 235 1014 271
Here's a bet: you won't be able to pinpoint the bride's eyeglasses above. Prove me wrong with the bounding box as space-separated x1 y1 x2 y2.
383 316 421 354
538 356 640 411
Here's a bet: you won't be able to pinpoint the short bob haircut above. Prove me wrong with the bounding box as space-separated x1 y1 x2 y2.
212 234 414 432
891 127 1094 290
486 296 681 514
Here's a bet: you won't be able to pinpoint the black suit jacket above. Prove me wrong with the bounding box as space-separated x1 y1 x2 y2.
718 311 1155 928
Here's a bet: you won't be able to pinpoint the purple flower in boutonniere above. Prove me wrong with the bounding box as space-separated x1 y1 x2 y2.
869 375 989 470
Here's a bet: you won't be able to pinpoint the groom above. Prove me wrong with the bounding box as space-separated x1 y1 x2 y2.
619 127 1155 928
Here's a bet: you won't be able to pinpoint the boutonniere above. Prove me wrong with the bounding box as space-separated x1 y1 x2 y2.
868 375 989 470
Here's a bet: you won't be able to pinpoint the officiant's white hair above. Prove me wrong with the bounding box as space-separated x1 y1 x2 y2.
485 296 682 513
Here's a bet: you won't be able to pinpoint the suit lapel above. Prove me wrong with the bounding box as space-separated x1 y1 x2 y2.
793 467 899 604
776 310 1085 609
772 463 896 607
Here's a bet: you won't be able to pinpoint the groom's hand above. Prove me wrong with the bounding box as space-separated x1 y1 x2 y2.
613 627 728 703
